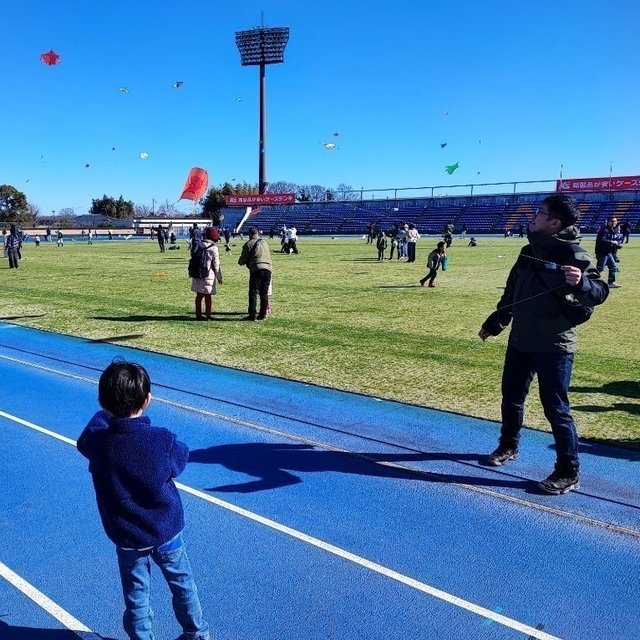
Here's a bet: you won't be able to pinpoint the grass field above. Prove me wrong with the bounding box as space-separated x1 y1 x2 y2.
2 233 638 449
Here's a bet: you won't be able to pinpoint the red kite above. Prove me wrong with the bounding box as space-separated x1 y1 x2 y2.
180 167 209 201
40 49 61 65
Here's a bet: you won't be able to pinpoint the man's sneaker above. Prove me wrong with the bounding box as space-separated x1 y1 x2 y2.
538 470 580 495
486 446 519 466
609 282 622 288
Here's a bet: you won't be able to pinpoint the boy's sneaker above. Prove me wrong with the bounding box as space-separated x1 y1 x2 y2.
538 470 580 495
609 282 622 288
486 446 519 466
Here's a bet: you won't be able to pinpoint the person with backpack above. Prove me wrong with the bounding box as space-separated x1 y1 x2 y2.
238 227 272 321
478 195 608 495
189 227 222 321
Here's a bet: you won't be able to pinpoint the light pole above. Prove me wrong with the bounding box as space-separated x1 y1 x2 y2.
235 24 289 194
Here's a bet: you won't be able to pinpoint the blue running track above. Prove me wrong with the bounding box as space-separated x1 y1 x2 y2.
0 323 638 639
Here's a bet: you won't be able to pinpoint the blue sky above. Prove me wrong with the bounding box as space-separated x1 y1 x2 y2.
3 0 638 215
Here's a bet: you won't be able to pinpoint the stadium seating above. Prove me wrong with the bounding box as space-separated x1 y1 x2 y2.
247 193 640 236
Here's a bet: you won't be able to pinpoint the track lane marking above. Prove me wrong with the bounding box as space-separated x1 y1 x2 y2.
1 409 560 639
0 560 92 635
0 351 638 540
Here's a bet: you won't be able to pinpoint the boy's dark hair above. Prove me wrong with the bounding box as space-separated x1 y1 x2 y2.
98 360 151 418
542 194 580 228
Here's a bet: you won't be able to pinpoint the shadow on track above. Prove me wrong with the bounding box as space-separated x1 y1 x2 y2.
0 620 117 640
188 442 533 493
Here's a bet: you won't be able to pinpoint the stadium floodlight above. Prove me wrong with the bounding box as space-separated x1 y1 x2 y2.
235 26 290 194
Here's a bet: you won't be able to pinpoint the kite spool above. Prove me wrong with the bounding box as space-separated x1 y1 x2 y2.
442 256 449 271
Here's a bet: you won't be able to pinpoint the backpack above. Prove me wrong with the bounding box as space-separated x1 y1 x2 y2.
188 245 210 279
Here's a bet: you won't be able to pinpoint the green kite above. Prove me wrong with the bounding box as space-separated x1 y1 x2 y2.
445 162 459 175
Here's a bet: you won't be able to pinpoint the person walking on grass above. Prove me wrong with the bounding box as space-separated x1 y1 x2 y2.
595 216 622 287
238 226 272 321
419 241 446 288
77 360 211 640
479 195 608 495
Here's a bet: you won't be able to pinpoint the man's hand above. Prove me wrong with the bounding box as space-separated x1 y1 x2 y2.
478 328 492 341
560 265 582 287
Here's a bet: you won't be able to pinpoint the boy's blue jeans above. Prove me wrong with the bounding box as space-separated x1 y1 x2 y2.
499 346 579 474
116 532 210 640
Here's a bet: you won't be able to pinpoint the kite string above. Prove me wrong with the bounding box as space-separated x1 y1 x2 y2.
495 251 574 310
496 282 569 312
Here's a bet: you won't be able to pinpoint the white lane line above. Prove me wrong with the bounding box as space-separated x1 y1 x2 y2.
176 482 561 639
2 350 638 541
1 409 560 640
0 409 77 446
0 560 92 634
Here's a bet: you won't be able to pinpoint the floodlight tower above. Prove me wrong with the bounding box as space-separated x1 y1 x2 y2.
235 24 290 194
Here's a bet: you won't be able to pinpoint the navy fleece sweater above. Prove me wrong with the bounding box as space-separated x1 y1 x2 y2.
77 410 188 549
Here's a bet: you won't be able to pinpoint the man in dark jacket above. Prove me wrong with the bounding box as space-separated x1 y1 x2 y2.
479 195 608 495
238 227 272 321
595 216 622 287
5 225 21 269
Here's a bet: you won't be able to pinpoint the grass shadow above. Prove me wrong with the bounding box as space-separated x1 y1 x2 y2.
574 402 640 416
93 315 196 322
93 313 249 323
86 334 146 343
378 284 421 289
572 380 640 400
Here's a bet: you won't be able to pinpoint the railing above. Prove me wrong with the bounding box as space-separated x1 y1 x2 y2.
348 179 558 201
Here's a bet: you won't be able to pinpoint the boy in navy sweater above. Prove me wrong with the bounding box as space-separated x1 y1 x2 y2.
78 360 211 640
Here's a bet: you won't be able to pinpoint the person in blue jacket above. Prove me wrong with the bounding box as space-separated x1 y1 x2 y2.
595 216 622 287
77 360 211 640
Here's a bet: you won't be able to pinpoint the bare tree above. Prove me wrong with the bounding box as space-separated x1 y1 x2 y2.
56 208 77 227
25 203 41 226
134 204 154 217
156 200 181 217
335 183 359 200
299 184 328 202
268 180 298 194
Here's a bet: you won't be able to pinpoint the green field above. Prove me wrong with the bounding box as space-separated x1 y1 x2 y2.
2 233 638 448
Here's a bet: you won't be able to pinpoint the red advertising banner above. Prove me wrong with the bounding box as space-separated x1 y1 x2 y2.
556 175 640 192
225 193 296 206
